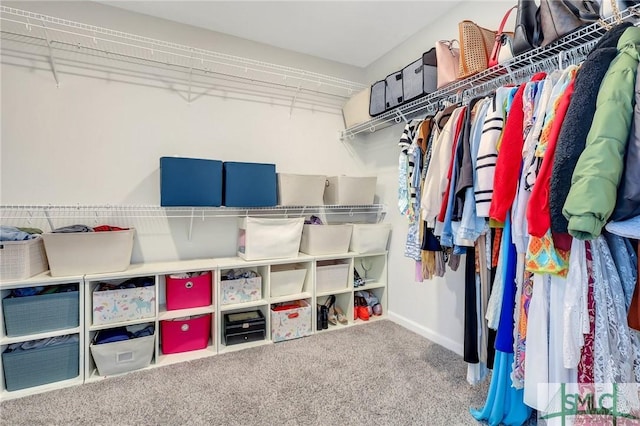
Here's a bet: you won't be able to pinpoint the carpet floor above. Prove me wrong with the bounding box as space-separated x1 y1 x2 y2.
0 320 509 425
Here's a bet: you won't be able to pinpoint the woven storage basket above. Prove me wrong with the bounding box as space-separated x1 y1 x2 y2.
458 20 496 79
0 236 48 281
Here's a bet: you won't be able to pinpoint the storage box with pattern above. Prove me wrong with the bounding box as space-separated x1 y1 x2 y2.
92 285 156 326
270 300 312 343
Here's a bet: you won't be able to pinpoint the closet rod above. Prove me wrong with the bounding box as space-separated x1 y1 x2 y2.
340 4 640 140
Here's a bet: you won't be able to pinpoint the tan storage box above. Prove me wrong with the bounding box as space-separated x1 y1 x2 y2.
277 173 327 206
42 229 135 277
324 176 376 205
299 224 352 255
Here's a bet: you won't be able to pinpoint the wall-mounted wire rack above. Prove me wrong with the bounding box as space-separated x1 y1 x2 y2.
0 6 366 112
0 204 387 238
340 5 640 140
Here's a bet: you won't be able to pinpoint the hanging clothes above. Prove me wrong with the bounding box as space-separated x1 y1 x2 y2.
563 26 640 240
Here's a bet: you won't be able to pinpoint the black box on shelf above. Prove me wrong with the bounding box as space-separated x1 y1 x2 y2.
223 310 266 346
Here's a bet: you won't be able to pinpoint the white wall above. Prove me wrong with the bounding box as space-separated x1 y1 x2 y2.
361 1 516 355
1 1 368 262
1 1 515 354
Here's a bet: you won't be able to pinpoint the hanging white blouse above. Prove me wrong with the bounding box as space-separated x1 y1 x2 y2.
420 106 465 228
563 238 587 369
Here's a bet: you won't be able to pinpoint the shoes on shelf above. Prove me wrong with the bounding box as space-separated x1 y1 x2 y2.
321 305 329 329
355 296 369 321
324 295 337 326
334 305 348 325
372 303 383 316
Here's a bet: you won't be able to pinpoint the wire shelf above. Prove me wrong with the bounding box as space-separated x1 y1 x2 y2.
340 5 640 139
0 204 387 220
0 6 366 101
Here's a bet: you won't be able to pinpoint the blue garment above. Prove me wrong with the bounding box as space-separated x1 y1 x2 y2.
495 215 517 353
455 98 491 245
440 135 461 248
0 226 38 241
470 351 533 425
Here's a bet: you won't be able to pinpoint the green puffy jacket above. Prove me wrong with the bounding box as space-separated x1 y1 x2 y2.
563 26 640 240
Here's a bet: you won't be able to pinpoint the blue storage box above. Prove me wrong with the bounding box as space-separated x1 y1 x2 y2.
3 290 79 337
3 337 79 391
223 162 277 207
160 157 223 207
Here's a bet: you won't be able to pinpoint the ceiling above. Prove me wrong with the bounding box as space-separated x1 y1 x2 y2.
99 1 461 68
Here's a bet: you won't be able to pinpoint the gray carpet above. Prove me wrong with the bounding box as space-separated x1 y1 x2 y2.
0 320 503 425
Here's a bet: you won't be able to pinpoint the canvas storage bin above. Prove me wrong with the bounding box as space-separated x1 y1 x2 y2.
161 314 211 354
369 80 386 117
299 224 353 255
220 274 262 305
93 285 156 325
349 223 392 254
42 229 135 277
277 173 326 206
402 58 426 103
91 334 155 376
237 217 304 260
271 300 312 343
385 70 404 110
316 261 350 293
2 337 79 391
342 87 372 128
323 176 377 205
223 162 277 207
3 289 79 336
422 48 438 95
270 265 306 298
0 236 48 281
165 272 212 311
160 156 223 207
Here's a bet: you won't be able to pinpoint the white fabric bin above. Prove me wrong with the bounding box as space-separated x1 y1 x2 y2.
42 229 135 277
237 217 304 260
277 173 327 206
323 176 376 205
349 224 392 254
270 265 307 297
220 276 262 305
299 224 352 255
93 285 156 325
316 262 350 293
90 334 155 376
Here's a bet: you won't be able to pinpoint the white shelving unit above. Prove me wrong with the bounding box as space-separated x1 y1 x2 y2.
0 250 387 399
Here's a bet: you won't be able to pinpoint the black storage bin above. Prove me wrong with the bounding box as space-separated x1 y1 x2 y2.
369 80 386 116
385 71 403 110
223 310 266 346
422 48 438 94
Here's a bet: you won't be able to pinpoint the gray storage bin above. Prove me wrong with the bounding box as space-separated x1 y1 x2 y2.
402 58 425 102
3 338 79 391
385 71 403 110
422 48 438 94
369 80 386 116
3 290 79 337
91 334 155 376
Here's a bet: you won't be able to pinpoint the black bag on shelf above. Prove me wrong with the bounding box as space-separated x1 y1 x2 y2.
513 0 544 56
385 70 404 110
369 80 386 116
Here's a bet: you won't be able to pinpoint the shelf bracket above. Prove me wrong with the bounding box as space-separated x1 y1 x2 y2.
188 208 195 240
43 207 55 231
394 109 408 124
187 49 195 103
40 19 60 88
289 85 302 118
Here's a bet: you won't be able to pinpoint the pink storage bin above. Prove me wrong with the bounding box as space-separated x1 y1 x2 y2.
165 272 212 311
160 314 211 354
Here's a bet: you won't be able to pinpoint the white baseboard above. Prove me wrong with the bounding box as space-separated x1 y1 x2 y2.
387 310 463 356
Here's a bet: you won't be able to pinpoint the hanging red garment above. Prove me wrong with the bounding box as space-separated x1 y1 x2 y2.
489 72 546 224
527 75 577 238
